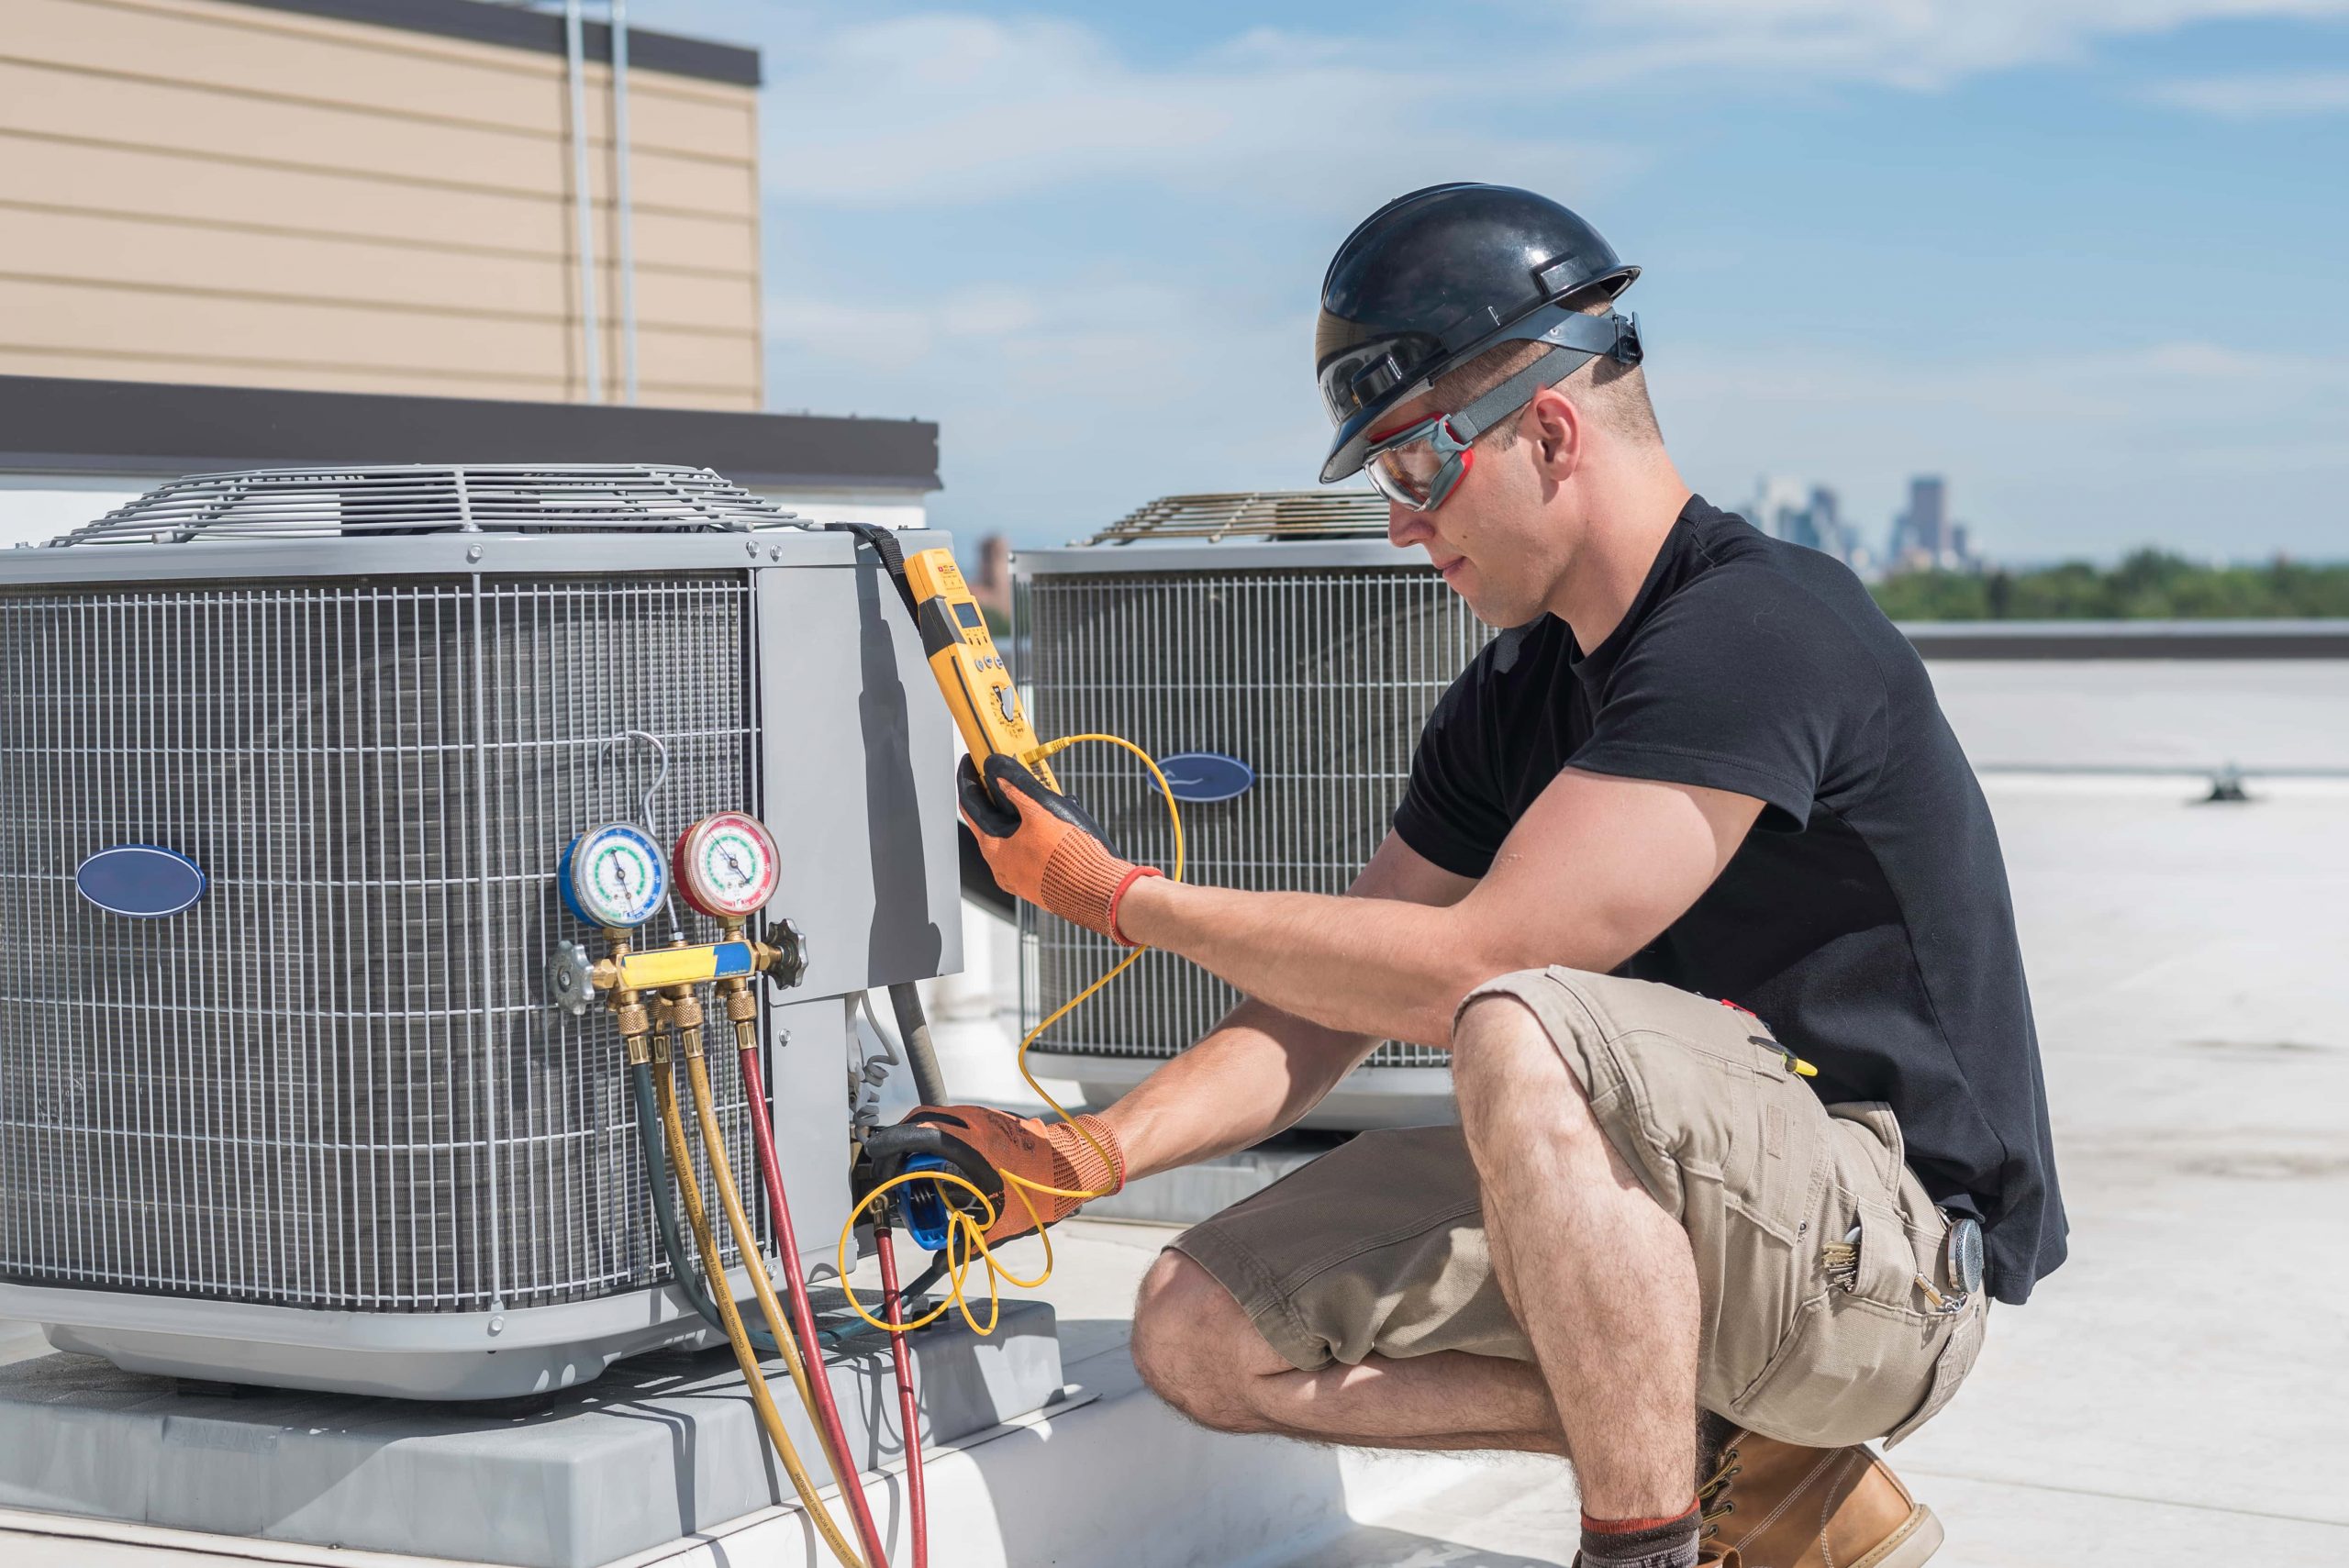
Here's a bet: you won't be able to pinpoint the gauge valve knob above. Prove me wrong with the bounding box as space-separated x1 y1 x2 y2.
769 917 809 990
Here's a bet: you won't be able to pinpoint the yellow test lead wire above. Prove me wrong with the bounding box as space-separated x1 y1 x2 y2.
837 733 1184 1336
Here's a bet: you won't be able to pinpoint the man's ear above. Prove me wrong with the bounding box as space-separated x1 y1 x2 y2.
1527 385 1583 476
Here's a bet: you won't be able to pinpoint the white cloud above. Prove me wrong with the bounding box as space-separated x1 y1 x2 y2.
765 261 2349 560
1543 0 2349 92
727 4 2349 215
763 273 1329 540
751 12 1620 210
2146 68 2349 116
657 3 2349 559
764 285 1050 374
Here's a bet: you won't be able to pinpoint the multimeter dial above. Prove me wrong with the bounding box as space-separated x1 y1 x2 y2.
674 812 781 919
559 822 668 929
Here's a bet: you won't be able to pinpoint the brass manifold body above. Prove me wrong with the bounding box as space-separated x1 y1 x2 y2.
550 918 807 1031
594 922 787 1062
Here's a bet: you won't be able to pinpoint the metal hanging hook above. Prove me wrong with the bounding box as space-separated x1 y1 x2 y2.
600 729 672 837
600 729 682 941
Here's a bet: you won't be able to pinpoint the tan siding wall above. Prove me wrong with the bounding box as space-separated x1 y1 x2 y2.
0 0 763 407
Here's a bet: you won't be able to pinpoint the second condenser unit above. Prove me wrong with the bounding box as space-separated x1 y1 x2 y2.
1015 492 1493 1129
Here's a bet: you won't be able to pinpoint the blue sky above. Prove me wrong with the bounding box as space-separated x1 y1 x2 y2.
655 1 2349 562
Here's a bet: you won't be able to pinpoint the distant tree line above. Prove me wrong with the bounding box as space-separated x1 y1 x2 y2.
1869 550 2349 621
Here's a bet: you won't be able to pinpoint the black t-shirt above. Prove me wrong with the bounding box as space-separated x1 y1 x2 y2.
1395 496 2065 1305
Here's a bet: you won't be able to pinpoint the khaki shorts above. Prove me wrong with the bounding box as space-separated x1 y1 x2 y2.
1172 965 1988 1449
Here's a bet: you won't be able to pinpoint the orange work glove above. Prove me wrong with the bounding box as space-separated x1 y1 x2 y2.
869 1104 1126 1247
958 752 1163 944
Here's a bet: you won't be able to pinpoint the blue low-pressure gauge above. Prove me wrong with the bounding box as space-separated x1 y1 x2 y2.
559 823 668 929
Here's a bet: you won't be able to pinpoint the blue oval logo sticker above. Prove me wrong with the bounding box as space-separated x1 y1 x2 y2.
1159 751 1256 804
76 845 206 918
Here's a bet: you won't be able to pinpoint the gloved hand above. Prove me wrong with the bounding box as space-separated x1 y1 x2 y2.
957 752 1163 945
864 1104 1126 1247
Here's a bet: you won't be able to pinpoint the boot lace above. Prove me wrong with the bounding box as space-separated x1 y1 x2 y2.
1698 1441 1741 1540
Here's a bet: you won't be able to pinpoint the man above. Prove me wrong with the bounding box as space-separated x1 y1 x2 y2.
908 184 2064 1568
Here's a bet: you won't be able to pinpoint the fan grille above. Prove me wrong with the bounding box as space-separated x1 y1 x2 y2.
50 464 797 546
1085 489 1388 544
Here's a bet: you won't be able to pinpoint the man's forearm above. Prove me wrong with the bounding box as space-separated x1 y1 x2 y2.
1097 996 1376 1182
1118 877 1581 1046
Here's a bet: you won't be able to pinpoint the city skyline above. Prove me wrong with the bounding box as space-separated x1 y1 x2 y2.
1742 473 1983 578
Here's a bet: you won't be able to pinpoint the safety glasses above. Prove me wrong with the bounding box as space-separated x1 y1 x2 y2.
1357 334 1613 513
1362 412 1477 512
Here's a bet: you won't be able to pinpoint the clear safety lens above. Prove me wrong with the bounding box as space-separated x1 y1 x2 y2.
1363 416 1466 511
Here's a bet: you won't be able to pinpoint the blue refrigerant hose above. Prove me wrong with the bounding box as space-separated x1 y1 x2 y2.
628 1060 856 1352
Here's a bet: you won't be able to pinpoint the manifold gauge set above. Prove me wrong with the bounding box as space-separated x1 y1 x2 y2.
547 813 805 1014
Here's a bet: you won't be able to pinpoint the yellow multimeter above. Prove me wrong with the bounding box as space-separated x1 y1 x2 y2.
902 547 1058 794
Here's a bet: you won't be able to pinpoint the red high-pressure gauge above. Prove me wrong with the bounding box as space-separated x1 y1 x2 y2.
672 812 781 920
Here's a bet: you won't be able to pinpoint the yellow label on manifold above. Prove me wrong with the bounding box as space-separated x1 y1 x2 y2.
618 946 721 991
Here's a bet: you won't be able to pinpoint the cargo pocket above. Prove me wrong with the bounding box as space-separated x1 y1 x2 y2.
1727 1101 1949 1448
1728 1095 1826 1247
1730 1284 1945 1449
1885 1296 1988 1448
1822 1104 1946 1307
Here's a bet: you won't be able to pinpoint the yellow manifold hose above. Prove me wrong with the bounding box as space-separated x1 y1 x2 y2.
682 1046 874 1500
654 1048 868 1568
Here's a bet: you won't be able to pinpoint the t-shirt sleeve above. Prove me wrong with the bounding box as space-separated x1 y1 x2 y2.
1392 660 1516 877
1567 573 1880 832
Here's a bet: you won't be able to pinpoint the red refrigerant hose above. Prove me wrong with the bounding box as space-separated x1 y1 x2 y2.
874 1227 929 1568
737 1044 898 1568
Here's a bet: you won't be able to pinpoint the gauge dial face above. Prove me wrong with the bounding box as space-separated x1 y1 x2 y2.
674 812 780 918
562 822 668 929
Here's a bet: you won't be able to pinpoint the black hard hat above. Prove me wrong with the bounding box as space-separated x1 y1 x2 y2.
1316 183 1641 484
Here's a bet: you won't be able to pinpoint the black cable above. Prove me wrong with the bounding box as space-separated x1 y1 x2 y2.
887 982 951 1107
958 821 1017 922
823 520 922 618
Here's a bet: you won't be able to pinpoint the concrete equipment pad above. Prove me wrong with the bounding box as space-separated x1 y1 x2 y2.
0 1297 1065 1568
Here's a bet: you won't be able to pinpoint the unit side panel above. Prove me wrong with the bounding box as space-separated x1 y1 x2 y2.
753 559 963 998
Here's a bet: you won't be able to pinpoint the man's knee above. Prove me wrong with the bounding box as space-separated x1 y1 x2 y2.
1452 986 1552 1067
1451 984 1617 1194
1453 985 1590 1112
1130 1249 1273 1432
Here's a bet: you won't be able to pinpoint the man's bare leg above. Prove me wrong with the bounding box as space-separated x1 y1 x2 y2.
1450 992 1701 1521
1131 1249 1566 1454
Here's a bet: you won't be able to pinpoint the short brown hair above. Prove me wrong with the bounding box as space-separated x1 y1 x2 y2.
1430 301 1661 446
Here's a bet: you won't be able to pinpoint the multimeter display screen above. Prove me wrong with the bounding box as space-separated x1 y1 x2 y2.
953 601 985 629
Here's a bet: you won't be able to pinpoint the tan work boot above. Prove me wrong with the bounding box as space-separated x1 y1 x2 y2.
1698 1429 1942 1568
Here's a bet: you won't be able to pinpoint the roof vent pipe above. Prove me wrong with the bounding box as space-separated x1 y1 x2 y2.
611 0 639 404
564 0 603 403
